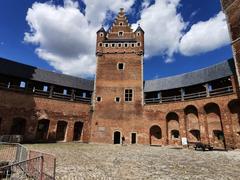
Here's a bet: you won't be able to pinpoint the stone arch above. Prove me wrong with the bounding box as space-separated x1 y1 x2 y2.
228 99 240 148
150 125 162 145
166 112 180 145
184 105 200 142
204 103 225 148
113 131 121 144
56 121 68 141
36 119 50 141
10 117 26 136
73 121 84 141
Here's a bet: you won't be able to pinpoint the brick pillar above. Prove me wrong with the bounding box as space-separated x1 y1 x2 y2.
66 121 74 142
198 108 210 144
48 120 57 142
178 111 187 146
24 114 38 142
220 107 235 149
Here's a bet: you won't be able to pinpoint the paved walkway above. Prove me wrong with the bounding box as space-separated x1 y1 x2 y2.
26 143 240 180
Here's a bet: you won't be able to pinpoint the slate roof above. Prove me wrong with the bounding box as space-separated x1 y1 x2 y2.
144 59 235 92
0 57 94 91
0 57 235 93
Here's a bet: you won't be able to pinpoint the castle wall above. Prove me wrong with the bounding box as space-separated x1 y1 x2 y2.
0 89 91 143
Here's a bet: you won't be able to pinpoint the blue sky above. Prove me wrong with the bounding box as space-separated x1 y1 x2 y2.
0 0 232 80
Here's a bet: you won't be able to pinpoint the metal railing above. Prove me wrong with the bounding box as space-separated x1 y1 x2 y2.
0 82 91 103
145 86 234 104
0 143 56 180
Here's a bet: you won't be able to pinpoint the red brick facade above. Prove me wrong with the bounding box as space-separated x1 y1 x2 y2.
0 2 240 149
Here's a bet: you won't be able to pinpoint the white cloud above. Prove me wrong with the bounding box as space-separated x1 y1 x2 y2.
24 0 134 78
24 0 231 77
179 11 230 56
134 0 186 62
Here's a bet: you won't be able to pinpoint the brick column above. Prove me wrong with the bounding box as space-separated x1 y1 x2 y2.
220 107 235 149
48 120 57 142
198 108 209 144
66 121 74 142
178 111 187 146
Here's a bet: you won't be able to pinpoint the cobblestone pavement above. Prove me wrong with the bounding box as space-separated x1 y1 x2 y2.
26 143 240 180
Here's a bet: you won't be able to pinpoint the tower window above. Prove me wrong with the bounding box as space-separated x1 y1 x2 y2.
118 63 124 70
137 42 141 47
105 43 109 48
100 33 104 37
118 31 124 36
119 22 123 26
118 43 122 47
137 32 140 36
131 43 135 47
99 42 103 47
125 89 133 102
112 43 115 47
115 97 120 102
124 43 128 47
96 97 102 102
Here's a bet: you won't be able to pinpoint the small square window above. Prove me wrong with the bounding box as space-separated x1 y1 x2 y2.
118 63 124 70
96 97 102 102
63 89 67 95
125 89 133 102
20 81 26 88
115 97 120 102
118 31 123 36
82 92 86 98
43 86 48 92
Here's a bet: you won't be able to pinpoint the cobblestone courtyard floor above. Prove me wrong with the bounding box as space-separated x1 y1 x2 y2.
26 143 240 180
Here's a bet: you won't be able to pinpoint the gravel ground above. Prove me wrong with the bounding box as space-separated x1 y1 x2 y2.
26 143 240 180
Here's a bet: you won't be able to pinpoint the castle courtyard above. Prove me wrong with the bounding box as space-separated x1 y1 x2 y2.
26 143 240 179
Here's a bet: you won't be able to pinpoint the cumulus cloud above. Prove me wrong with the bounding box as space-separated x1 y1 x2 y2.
135 0 186 62
24 0 134 77
179 11 230 56
24 0 231 77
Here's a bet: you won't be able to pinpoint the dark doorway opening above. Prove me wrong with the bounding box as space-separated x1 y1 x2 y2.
73 121 83 141
131 133 136 144
36 119 50 141
114 131 121 144
56 121 67 141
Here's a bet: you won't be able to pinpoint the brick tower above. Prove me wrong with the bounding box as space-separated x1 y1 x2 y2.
91 8 145 144
221 0 240 89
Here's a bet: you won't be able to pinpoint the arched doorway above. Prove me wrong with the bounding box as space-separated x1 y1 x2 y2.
73 121 83 141
56 121 68 141
228 99 240 148
184 105 200 142
166 112 180 145
36 119 50 141
10 118 26 135
150 125 162 145
113 131 121 144
204 103 225 148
